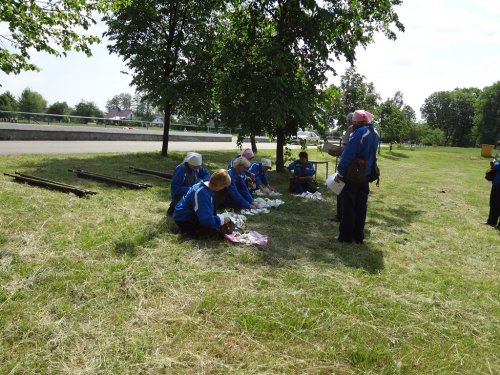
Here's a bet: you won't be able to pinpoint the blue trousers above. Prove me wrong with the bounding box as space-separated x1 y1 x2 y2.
339 180 369 243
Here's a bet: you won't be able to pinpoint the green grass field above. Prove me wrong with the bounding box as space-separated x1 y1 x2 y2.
0 146 498 374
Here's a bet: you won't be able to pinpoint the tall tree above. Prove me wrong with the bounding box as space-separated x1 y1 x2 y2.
473 81 500 145
104 0 223 156
0 0 103 74
18 88 47 113
340 66 381 116
421 88 480 147
106 93 133 112
73 101 103 122
47 101 71 116
378 99 411 147
217 1 403 171
0 91 18 112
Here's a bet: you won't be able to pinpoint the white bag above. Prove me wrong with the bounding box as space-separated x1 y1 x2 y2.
326 173 345 195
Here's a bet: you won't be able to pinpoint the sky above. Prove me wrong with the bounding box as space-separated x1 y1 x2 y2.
1 0 499 121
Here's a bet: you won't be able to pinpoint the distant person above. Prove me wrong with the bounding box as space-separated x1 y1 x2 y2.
225 157 258 209
167 152 210 216
173 169 231 238
334 109 379 244
485 140 500 228
288 151 317 194
249 158 274 194
327 112 354 222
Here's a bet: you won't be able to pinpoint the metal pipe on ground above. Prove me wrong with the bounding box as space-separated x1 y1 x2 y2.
69 169 152 189
128 166 172 180
4 172 97 197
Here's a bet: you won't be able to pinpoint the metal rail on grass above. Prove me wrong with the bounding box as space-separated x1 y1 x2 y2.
69 169 152 189
128 166 173 180
4 172 97 197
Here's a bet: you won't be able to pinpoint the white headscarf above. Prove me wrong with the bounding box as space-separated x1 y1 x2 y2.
232 156 250 168
183 152 202 167
261 158 272 168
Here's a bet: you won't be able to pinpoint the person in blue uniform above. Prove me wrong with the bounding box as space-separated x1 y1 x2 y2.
287 151 316 194
485 141 500 228
228 148 256 189
327 112 354 222
173 169 231 237
225 156 258 209
334 110 379 244
249 158 274 194
167 152 211 216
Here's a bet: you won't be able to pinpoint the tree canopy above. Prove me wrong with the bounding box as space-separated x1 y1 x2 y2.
18 88 47 113
104 0 223 156
421 88 480 147
106 93 133 112
0 91 17 112
473 81 500 145
73 100 104 121
215 0 404 170
0 0 103 74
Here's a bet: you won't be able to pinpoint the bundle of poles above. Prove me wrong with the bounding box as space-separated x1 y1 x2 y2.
69 169 152 189
4 172 97 197
127 166 172 180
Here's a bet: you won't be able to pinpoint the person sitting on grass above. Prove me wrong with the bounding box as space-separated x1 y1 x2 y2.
225 156 258 209
249 158 275 195
287 151 317 194
173 169 231 238
167 152 210 216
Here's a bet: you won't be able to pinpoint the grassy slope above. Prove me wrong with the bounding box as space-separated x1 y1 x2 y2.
0 146 498 374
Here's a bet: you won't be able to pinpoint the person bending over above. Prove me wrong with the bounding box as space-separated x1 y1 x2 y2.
167 152 210 216
225 156 258 209
173 169 231 237
249 158 274 195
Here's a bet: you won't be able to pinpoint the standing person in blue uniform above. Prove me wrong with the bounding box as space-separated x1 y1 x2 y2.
167 152 211 216
225 156 258 209
173 169 231 237
485 140 500 228
327 112 354 222
287 151 317 194
249 158 274 194
334 110 379 244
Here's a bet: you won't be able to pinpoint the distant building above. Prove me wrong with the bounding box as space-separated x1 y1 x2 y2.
151 117 164 126
106 108 133 120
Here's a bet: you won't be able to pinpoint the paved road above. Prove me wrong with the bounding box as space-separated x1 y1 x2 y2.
0 138 305 155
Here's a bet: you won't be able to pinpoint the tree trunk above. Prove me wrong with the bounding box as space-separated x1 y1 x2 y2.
161 103 171 156
250 134 257 154
276 127 285 173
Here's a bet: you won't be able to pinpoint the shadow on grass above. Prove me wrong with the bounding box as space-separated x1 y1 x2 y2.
5 151 415 273
379 151 410 161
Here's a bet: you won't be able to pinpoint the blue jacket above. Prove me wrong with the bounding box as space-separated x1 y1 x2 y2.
227 167 254 209
173 182 221 229
170 162 210 199
338 124 379 179
249 163 270 186
287 160 315 177
491 160 500 186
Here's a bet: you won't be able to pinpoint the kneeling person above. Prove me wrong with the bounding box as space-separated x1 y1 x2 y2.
249 158 274 195
167 152 211 215
173 170 231 237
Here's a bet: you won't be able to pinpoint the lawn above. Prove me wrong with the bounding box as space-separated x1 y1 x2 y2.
0 146 498 374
